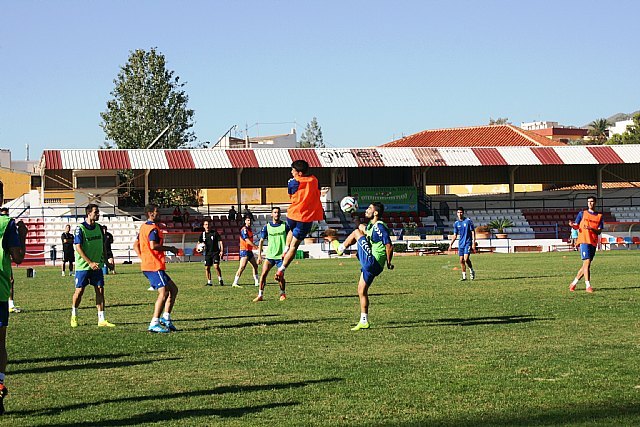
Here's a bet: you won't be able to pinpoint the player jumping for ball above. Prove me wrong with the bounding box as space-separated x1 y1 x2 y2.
274 160 324 284
449 207 476 281
325 202 394 330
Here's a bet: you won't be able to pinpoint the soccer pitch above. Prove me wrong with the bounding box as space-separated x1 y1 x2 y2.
4 252 640 426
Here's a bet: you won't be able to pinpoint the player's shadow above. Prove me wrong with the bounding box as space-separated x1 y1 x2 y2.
13 377 342 418
285 280 346 286
29 302 149 313
35 402 300 426
491 274 565 281
591 286 640 292
383 314 553 329
183 318 330 331
12 352 157 365
302 291 412 300
182 314 281 322
11 357 181 375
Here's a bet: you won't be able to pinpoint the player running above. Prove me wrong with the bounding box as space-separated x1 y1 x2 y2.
198 219 224 286
449 207 476 281
232 216 259 288
568 196 603 293
254 206 290 302
274 159 324 283
70 204 115 328
134 204 180 333
328 202 394 331
0 201 26 415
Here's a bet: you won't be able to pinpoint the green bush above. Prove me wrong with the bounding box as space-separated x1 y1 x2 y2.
393 243 408 252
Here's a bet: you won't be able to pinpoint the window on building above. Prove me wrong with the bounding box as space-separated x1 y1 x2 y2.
97 176 116 188
77 177 95 188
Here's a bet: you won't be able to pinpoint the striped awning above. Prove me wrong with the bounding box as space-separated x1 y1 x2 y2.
40 146 640 170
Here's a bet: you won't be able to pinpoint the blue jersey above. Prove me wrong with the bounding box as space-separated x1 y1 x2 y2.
453 218 474 246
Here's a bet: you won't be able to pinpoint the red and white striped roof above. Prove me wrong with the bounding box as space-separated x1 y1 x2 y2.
41 146 640 170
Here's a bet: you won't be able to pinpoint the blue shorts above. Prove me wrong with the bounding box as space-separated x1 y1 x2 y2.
74 269 105 288
287 218 313 240
356 236 384 286
239 250 255 259
458 244 472 256
0 301 8 327
265 258 284 268
579 244 597 261
143 271 172 290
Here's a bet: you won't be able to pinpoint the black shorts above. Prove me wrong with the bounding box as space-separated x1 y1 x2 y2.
63 250 74 263
204 253 221 266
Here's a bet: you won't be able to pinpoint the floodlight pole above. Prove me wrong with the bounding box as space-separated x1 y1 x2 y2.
146 125 172 150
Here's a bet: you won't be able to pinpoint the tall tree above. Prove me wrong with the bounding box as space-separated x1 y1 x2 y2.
588 118 611 144
100 48 196 149
299 117 324 148
606 113 640 145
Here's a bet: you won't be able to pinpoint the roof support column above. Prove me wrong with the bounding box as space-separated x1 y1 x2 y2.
236 168 243 214
144 169 150 206
40 166 45 205
509 166 519 207
596 165 607 199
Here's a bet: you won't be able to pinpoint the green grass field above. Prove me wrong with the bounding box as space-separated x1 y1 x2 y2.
3 251 640 426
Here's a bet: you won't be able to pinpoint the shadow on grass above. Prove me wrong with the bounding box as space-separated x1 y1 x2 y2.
384 314 554 329
38 402 300 426
181 314 281 322
12 357 181 375
182 318 330 331
300 291 412 300
490 274 565 281
14 377 341 418
592 286 640 292
400 400 640 426
29 302 150 313
12 352 157 365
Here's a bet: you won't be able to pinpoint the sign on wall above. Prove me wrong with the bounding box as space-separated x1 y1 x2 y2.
351 186 417 212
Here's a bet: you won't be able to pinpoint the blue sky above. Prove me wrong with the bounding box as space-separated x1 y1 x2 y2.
1 0 638 158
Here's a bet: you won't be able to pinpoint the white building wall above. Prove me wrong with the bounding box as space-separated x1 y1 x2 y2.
608 119 634 136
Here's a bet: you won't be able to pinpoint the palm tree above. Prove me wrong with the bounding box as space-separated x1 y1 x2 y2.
588 118 611 144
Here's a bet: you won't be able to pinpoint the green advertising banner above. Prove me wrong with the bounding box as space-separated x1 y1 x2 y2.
351 187 417 212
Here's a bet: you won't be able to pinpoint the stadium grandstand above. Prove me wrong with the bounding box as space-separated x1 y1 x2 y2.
4 124 640 266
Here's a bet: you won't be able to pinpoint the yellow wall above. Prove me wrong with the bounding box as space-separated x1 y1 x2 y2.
0 168 31 201
426 184 543 195
266 188 289 203
200 188 261 205
43 190 76 203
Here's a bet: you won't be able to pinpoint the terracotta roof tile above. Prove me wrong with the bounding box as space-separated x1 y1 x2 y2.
382 124 566 148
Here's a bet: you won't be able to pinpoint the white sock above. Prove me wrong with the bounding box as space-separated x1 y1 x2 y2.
278 266 286 273
218 276 222 282
233 275 240 285
207 279 212 284
253 274 259 285
150 317 160 326
572 278 579 285
360 313 368 324
462 272 467 279
338 244 346 254
470 268 475 274
98 311 105 322
0 372 5 384
163 312 171 321
585 281 591 288
8 300 14 309
258 289 263 297
72 307 78 316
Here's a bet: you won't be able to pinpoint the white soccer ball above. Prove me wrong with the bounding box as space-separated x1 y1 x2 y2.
196 242 205 253
340 196 358 214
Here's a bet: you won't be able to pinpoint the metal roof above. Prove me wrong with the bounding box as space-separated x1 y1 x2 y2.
40 146 640 170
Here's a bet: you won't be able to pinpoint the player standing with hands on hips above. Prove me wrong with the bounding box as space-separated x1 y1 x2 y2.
449 207 476 281
569 196 603 293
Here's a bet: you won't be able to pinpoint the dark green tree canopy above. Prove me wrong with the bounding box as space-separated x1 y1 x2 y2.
299 117 324 148
606 113 640 145
100 48 196 149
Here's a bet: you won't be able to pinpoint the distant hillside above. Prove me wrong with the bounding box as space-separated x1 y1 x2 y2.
583 110 639 127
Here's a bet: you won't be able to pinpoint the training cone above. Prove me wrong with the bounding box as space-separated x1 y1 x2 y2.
453 267 459 270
